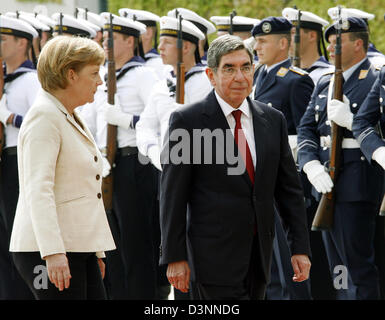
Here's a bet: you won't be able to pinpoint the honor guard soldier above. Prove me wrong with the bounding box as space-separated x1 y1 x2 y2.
251 16 314 300
252 17 314 157
168 8 216 65
210 15 260 40
297 17 382 300
91 12 160 299
353 67 385 300
5 11 50 60
52 13 96 38
118 8 165 79
328 7 385 69
76 8 104 45
33 12 55 48
282 7 332 84
0 15 40 299
136 16 211 171
282 7 335 299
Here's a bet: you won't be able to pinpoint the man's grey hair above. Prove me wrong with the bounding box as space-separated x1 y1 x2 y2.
207 34 254 69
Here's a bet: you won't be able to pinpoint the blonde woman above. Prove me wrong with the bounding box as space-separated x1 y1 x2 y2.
9 36 115 300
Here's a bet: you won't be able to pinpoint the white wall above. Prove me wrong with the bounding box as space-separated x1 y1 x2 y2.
0 0 101 16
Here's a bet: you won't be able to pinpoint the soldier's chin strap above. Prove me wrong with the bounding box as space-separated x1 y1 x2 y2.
320 33 329 62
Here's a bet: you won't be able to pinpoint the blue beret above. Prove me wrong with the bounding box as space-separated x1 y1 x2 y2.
251 16 292 37
324 17 368 42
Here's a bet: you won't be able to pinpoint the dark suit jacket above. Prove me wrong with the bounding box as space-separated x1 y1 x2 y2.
159 90 311 295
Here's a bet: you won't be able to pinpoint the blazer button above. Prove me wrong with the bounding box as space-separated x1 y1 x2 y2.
94 156 98 162
97 193 102 199
96 174 100 180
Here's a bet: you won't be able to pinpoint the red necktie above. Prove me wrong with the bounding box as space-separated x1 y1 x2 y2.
232 110 255 185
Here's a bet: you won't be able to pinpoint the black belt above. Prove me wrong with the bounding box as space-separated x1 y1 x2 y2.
3 147 17 156
117 146 138 157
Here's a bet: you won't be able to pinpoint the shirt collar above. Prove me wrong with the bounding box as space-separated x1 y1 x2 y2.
215 90 251 119
343 57 366 82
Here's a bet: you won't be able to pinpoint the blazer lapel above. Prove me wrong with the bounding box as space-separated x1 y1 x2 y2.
42 90 95 144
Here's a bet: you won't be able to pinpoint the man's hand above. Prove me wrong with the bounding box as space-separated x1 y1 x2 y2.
303 160 333 194
167 260 190 293
97 258 105 279
45 253 71 291
327 95 353 130
291 254 311 282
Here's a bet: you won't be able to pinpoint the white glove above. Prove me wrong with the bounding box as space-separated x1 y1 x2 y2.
103 95 133 130
148 145 162 171
372 146 385 170
303 160 334 194
327 95 353 130
102 156 111 178
0 94 12 126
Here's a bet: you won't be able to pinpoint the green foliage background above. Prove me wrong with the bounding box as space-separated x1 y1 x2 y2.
108 0 385 53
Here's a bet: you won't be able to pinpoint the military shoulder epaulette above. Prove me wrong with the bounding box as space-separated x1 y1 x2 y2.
289 66 309 76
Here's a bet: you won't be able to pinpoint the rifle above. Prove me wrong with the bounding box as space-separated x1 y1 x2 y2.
311 6 344 231
0 14 5 168
101 13 117 212
175 14 185 104
229 10 237 35
292 7 301 68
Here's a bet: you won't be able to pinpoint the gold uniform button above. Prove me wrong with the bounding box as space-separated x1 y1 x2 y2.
97 193 102 199
96 174 100 180
94 156 98 162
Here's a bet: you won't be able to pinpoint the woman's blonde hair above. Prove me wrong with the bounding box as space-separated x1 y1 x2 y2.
37 36 105 91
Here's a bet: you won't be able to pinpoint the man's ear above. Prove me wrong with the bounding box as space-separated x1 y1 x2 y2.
205 67 216 87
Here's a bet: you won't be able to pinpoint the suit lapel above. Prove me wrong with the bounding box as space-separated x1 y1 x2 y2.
248 98 268 188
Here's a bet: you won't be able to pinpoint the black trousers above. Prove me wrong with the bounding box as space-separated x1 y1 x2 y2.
12 252 106 300
0 151 34 299
104 152 159 299
190 235 266 300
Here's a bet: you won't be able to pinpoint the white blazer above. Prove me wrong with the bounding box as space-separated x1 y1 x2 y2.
10 89 116 258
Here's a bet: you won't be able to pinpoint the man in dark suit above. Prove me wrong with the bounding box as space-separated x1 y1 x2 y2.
159 34 311 300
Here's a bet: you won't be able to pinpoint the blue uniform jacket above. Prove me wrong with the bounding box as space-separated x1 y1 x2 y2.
353 66 385 162
297 58 383 203
253 58 314 135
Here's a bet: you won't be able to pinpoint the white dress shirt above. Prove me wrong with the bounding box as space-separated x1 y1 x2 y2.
215 91 256 168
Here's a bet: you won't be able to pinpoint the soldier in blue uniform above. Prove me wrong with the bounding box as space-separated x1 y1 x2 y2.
282 8 332 84
352 65 385 299
297 17 382 300
282 7 335 299
328 7 385 69
251 17 314 300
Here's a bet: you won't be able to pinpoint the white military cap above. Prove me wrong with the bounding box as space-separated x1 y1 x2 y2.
52 13 96 38
282 8 329 31
34 13 56 29
118 8 160 27
0 14 39 40
159 16 205 44
76 8 104 30
167 8 216 35
328 7 375 21
5 11 50 32
210 15 260 33
100 12 146 37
